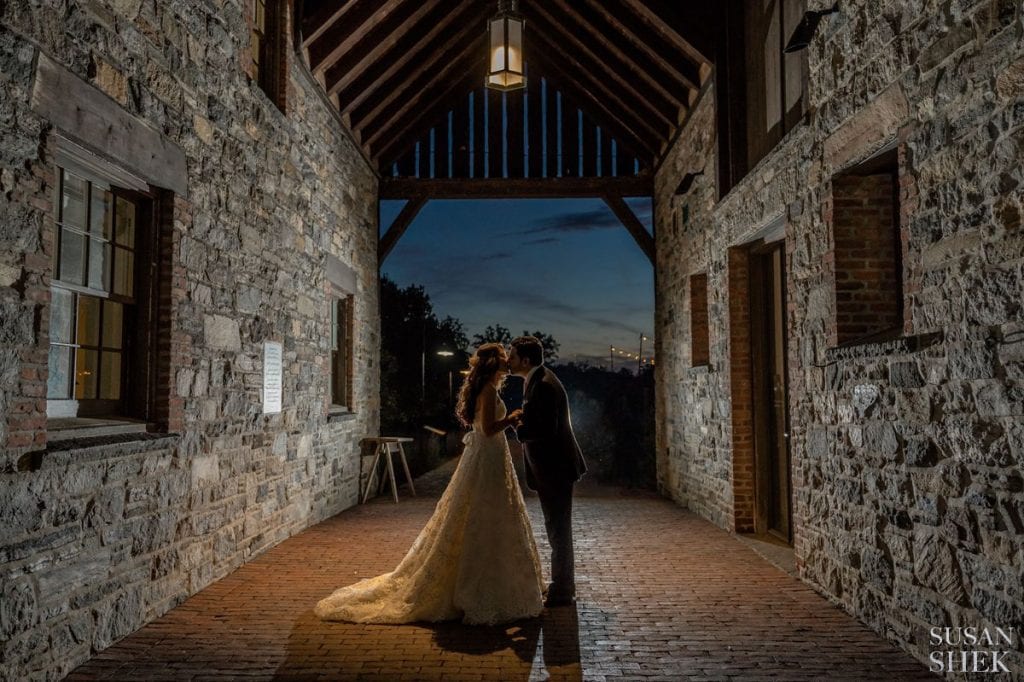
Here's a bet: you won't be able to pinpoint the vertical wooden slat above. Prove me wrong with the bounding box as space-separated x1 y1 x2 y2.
397 149 415 177
582 116 597 177
416 138 429 179
544 80 558 178
506 90 525 178
563 102 580 177
436 112 450 179
487 88 504 178
598 126 612 178
526 73 543 178
472 89 485 179
452 94 469 178
613 139 628 177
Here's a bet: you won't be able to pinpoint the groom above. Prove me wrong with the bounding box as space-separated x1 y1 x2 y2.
508 336 587 607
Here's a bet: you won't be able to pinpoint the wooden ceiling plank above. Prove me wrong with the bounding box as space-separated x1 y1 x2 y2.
578 0 699 94
530 50 657 162
526 27 664 152
354 16 483 137
326 0 447 97
302 0 359 50
546 0 685 113
379 176 652 199
620 0 711 79
311 0 407 74
527 1 676 131
362 34 482 151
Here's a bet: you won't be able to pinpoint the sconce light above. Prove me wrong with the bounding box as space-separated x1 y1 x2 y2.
784 3 839 53
486 0 526 91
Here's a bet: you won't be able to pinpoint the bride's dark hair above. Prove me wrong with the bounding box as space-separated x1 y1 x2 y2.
455 343 507 429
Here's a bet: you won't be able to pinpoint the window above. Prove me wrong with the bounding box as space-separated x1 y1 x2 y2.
831 150 902 345
690 273 710 366
250 0 286 111
330 296 353 409
47 167 147 419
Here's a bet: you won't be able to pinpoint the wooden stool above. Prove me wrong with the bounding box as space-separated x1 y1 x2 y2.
361 437 416 504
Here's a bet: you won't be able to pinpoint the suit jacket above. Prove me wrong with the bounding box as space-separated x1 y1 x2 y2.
516 366 587 490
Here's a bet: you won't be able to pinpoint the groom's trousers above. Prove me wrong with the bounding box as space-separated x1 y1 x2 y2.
536 478 575 596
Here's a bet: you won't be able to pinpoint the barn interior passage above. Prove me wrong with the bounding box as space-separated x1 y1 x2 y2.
1 0 1022 679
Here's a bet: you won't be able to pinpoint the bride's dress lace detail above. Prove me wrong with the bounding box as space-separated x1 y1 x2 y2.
315 396 544 625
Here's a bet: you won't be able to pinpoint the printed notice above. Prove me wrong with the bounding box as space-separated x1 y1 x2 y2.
263 341 283 414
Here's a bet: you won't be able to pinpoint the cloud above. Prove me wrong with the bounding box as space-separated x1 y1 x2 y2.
524 237 559 245
504 202 653 237
480 251 513 261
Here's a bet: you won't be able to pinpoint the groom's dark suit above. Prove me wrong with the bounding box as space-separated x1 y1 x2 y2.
516 365 586 600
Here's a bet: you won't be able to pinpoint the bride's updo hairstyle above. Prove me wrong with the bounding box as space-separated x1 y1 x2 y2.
455 343 507 429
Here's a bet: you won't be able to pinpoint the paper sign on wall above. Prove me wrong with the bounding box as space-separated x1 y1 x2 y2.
263 341 282 414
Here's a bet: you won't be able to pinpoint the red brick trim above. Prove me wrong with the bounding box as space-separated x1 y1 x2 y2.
727 248 755 533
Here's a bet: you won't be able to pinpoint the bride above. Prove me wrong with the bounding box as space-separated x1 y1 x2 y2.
315 343 545 625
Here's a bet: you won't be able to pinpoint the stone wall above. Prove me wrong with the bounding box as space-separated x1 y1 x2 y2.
655 0 1023 673
0 1 379 679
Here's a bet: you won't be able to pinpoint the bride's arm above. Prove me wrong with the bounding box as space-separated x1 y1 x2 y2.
478 384 517 437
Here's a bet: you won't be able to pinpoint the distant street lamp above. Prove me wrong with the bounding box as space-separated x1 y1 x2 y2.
639 334 648 373
437 350 455 405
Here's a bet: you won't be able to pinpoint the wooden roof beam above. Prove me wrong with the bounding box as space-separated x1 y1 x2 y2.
325 0 446 98
353 16 482 137
372 70 479 169
546 0 686 115
603 194 655 265
301 0 359 50
310 0 407 74
379 196 428 264
579 0 700 95
335 2 475 113
526 29 664 155
362 34 483 152
620 0 712 81
526 1 677 132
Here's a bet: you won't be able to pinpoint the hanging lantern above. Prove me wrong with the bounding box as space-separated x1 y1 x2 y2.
486 0 525 91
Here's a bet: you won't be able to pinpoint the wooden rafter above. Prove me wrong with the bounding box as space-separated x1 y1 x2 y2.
354 16 482 139
325 0 446 97
336 3 475 114
362 35 483 153
372 69 479 169
310 0 407 75
578 0 700 95
603 194 655 265
620 0 711 79
546 0 686 115
525 2 676 132
379 196 428 263
301 0 359 50
525 34 659 161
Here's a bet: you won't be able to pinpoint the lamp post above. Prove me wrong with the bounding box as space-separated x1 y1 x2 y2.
609 345 615 372
639 334 648 373
437 350 455 406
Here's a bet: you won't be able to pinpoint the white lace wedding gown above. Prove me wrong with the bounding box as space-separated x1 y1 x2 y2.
314 395 544 625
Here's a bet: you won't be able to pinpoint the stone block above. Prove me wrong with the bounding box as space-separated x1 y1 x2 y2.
889 362 924 389
204 315 241 352
913 528 969 605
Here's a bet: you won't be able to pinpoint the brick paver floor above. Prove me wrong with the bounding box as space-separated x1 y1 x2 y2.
68 462 935 681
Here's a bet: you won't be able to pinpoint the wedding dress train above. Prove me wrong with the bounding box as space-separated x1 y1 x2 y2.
315 396 544 625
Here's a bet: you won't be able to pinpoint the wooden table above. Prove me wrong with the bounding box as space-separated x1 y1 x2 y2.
361 437 416 504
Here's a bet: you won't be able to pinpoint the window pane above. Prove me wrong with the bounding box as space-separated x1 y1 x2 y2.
75 348 99 399
77 295 101 347
90 185 112 238
59 228 86 285
88 238 111 291
102 300 123 349
100 352 121 400
49 287 74 344
113 247 134 297
47 345 72 399
115 197 136 247
61 171 88 229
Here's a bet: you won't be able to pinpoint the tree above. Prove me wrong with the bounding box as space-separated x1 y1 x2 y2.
472 326 560 362
473 324 512 346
